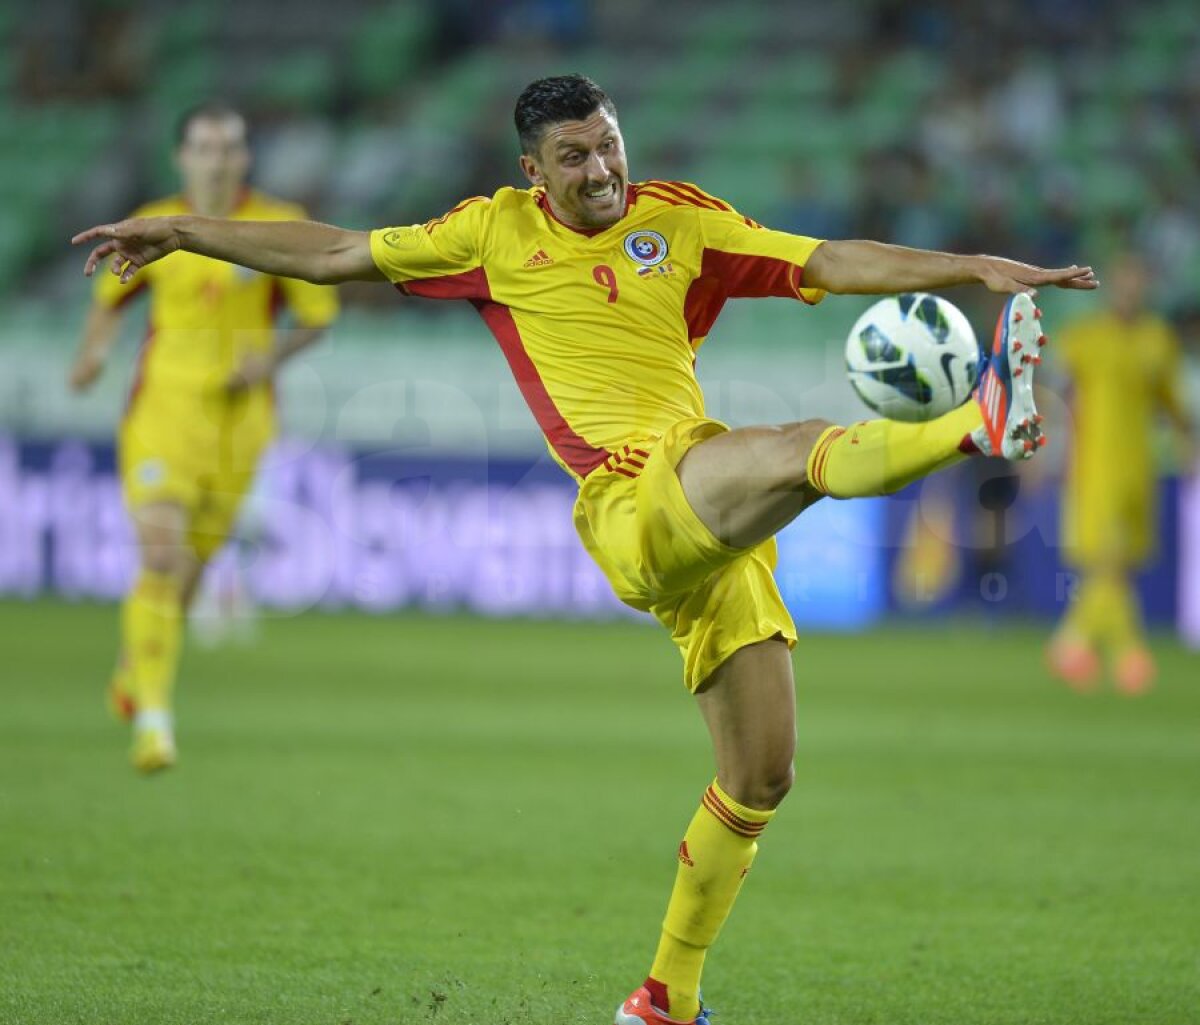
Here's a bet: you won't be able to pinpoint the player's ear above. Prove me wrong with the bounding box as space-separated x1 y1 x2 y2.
519 153 544 187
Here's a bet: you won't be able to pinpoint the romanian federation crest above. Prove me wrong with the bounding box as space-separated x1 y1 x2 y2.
622 230 669 267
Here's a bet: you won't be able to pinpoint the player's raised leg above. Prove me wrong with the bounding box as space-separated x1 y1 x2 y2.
677 294 1048 549
616 638 794 1025
122 500 194 772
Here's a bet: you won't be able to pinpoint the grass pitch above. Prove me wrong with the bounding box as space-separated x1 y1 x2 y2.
1 600 1197 1025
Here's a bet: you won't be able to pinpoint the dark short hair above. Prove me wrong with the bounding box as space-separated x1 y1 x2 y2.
175 103 247 146
514 74 617 155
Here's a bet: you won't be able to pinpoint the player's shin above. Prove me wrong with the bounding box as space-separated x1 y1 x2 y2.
806 402 983 499
121 569 184 713
647 780 775 1021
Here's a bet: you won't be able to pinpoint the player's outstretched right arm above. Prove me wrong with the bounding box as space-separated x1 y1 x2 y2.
72 216 384 285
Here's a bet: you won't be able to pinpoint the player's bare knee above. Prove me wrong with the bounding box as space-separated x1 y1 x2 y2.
762 760 796 809
742 761 795 811
140 545 182 577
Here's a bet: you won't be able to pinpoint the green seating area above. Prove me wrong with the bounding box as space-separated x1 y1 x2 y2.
4 0 1199 309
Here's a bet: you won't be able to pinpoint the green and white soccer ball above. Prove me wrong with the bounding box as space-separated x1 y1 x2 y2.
845 292 981 422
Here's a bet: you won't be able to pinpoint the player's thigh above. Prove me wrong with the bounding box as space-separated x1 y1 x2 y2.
119 422 201 575
675 418 831 549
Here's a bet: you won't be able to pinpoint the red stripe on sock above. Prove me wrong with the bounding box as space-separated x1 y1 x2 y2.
702 786 766 838
809 427 844 495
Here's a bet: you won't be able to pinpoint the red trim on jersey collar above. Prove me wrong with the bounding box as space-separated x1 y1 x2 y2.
535 186 634 236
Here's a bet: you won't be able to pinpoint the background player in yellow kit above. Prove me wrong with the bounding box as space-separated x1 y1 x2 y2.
68 104 339 772
1046 255 1192 695
73 76 1096 1024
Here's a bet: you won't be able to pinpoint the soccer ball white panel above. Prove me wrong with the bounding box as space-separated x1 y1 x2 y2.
844 293 981 423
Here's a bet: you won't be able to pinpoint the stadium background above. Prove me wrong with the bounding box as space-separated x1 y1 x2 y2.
3 4 1200 1024
4 0 1200 635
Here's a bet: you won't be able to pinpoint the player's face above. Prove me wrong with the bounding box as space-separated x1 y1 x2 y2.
1110 257 1149 317
175 115 250 209
520 109 628 230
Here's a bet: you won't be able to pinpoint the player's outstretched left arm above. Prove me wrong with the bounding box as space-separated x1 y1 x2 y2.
804 240 1098 296
72 216 384 285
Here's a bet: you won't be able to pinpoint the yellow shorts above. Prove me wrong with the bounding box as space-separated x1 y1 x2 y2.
119 388 272 562
574 416 797 692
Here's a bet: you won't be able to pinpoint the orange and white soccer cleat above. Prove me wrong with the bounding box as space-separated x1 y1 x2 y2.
1046 636 1101 693
614 984 711 1025
975 292 1048 460
1113 647 1156 696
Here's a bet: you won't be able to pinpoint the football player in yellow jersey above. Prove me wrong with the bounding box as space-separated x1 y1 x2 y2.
74 75 1097 1024
1046 255 1192 695
68 104 339 773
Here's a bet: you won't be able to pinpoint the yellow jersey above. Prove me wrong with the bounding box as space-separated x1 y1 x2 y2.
94 189 340 410
369 182 825 481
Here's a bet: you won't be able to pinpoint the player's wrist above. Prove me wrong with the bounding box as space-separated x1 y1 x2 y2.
170 215 199 254
961 254 991 286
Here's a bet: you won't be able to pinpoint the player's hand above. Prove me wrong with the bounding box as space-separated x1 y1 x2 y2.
72 217 182 283
68 350 105 392
974 256 1098 296
225 352 278 395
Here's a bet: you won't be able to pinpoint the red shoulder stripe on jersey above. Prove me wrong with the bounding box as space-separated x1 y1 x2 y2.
425 196 486 235
642 180 727 212
665 180 733 212
641 180 717 210
472 295 610 479
636 188 689 209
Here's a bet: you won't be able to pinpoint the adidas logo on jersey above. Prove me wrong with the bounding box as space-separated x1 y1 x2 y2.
523 249 554 268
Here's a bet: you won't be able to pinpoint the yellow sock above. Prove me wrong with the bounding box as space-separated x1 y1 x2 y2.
807 402 982 498
649 781 775 1021
121 570 183 713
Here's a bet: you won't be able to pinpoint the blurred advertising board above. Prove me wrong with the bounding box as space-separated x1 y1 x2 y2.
0 435 885 629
